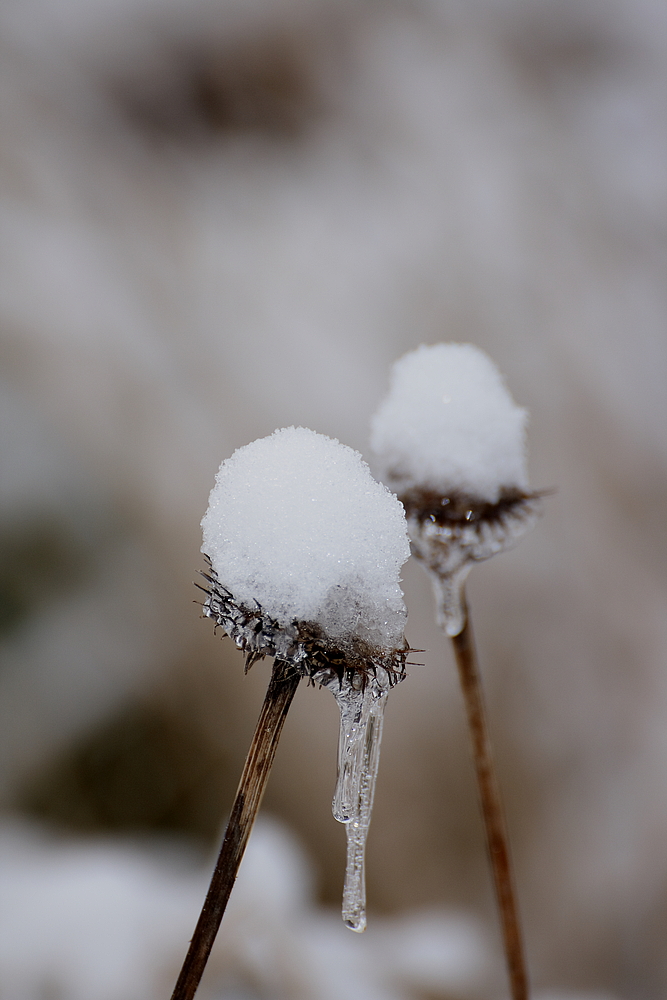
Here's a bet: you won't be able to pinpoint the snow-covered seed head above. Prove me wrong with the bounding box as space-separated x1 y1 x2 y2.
371 343 530 502
370 344 542 634
200 427 411 687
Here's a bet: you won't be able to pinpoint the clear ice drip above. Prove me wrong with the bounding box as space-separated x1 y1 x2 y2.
329 675 389 932
407 495 542 636
431 565 472 637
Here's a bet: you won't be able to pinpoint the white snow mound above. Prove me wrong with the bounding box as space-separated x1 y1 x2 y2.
370 343 528 503
202 427 409 651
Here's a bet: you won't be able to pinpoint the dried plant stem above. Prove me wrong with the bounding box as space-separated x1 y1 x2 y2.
170 659 301 1000
449 590 529 1000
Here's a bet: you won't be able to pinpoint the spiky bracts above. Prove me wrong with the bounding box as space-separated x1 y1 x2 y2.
400 487 544 579
198 559 409 692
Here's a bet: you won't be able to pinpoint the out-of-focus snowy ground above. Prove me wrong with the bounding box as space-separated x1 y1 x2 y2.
0 0 666 995
0 815 620 1000
0 816 495 1000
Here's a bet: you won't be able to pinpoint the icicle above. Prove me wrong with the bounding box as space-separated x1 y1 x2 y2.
431 565 472 637
329 675 389 932
332 682 368 824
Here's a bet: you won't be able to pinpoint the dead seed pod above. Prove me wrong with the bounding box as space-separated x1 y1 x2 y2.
172 426 411 1000
371 343 546 1000
371 342 543 635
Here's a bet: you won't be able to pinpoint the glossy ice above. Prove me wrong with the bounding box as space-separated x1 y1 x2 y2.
329 674 389 932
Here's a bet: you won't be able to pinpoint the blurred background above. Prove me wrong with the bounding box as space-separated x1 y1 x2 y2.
1 0 666 996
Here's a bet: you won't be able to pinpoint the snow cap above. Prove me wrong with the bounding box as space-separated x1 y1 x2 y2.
201 427 409 652
370 344 528 503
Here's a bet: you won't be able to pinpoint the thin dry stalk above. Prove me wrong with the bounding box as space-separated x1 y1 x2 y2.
450 591 529 1000
170 659 301 1000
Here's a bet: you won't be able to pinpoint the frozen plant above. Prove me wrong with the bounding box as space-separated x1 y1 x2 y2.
371 343 543 1000
371 342 541 635
172 426 411 1000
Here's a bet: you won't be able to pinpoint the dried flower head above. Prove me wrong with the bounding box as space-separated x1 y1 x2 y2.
199 426 410 681
199 559 409 690
371 344 543 634
371 344 538 997
196 426 412 939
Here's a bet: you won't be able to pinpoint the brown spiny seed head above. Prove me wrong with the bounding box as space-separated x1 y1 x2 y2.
398 487 545 579
399 486 543 527
198 559 408 691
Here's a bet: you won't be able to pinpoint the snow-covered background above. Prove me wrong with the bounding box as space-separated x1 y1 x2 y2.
0 0 666 996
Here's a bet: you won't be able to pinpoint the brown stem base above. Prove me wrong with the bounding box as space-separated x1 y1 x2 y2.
170 659 301 1000
450 594 529 1000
